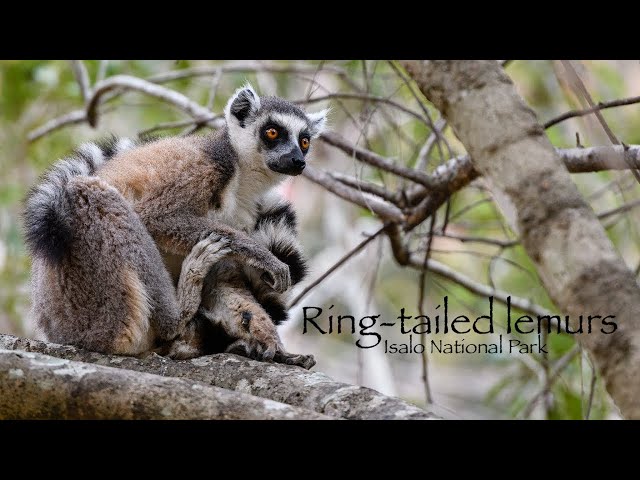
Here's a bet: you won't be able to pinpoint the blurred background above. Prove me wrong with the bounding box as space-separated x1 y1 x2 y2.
2 60 639 419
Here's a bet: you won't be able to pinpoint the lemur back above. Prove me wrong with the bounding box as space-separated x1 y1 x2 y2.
23 84 326 363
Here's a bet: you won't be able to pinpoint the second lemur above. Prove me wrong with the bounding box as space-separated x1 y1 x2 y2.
24 84 327 364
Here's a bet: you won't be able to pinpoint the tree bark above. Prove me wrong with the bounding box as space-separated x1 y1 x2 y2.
0 334 439 420
401 60 640 418
0 349 328 420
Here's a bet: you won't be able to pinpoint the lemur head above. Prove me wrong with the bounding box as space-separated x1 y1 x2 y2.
224 84 328 176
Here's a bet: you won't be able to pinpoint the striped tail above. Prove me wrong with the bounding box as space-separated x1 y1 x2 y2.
23 136 136 264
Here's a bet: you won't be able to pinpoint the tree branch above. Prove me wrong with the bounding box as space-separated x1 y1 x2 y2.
0 334 440 420
302 166 405 222
403 59 640 419
69 60 90 103
0 348 327 420
86 75 223 128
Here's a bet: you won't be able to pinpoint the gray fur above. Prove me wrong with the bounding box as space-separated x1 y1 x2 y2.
24 84 326 362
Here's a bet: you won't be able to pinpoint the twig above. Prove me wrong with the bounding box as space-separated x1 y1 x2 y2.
96 60 109 83
597 198 640 220
417 213 436 405
147 64 348 84
288 226 386 308
320 131 437 189
137 115 222 137
434 232 519 248
69 60 91 103
561 60 640 185
27 110 87 142
414 117 448 171
585 357 597 420
86 75 222 128
297 93 428 124
302 166 405 222
412 256 552 318
544 94 640 129
520 344 581 418
329 171 401 206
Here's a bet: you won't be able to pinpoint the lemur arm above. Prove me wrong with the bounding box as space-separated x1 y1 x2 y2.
135 184 292 293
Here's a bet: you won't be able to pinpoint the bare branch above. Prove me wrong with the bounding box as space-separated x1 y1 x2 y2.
320 131 437 189
86 75 222 128
414 117 447 171
297 93 428 124
410 255 553 318
0 348 328 420
96 60 109 83
544 94 640 129
27 110 87 142
288 226 386 308
520 344 581 418
147 63 349 84
329 171 401 205
0 334 439 420
302 166 405 222
435 231 519 248
69 60 90 103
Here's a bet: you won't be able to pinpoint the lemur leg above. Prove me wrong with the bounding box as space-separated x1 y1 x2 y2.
175 234 231 326
202 285 315 369
32 177 181 355
135 202 292 293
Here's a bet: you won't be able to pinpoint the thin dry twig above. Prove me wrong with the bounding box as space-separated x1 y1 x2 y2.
544 94 640 129
520 344 581 418
302 166 405 222
297 93 428 124
288 226 386 309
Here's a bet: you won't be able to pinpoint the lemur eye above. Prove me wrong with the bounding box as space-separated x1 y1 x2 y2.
300 137 310 150
265 128 278 140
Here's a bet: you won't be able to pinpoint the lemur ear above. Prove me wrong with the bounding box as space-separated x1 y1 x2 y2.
225 83 261 127
307 108 329 138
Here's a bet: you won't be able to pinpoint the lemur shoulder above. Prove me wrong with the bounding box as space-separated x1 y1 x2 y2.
24 84 327 366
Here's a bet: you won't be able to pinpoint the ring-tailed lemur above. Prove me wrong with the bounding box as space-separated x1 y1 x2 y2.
23 84 327 368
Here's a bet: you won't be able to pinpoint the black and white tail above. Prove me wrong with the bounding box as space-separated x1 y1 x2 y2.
23 136 136 264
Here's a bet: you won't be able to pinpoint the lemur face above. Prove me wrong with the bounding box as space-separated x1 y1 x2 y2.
224 84 328 176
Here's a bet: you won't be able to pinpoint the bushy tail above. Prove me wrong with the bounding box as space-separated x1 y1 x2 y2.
23 136 136 264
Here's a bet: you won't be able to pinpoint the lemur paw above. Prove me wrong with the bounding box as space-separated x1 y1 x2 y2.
261 257 291 293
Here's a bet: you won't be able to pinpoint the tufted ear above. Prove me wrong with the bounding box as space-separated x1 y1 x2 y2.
224 83 261 127
307 108 329 138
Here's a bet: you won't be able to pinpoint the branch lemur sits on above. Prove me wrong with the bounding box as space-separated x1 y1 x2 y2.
23 84 327 369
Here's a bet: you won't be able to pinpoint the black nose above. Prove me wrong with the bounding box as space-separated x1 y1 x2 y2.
291 157 305 169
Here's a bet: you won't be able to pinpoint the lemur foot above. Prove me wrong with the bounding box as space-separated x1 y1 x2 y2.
274 350 316 370
225 340 315 370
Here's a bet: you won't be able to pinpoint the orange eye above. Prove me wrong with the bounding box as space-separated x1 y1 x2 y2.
265 128 278 140
300 137 310 150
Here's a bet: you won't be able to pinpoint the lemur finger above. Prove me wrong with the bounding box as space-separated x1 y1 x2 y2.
274 351 316 370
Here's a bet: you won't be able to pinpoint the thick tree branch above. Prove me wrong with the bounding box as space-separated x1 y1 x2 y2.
0 334 440 420
0 348 328 420
402 59 640 419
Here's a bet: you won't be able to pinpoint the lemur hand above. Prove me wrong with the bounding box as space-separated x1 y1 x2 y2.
226 231 292 293
260 257 291 293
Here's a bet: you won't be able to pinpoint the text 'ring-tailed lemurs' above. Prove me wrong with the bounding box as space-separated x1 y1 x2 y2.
23 84 328 369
